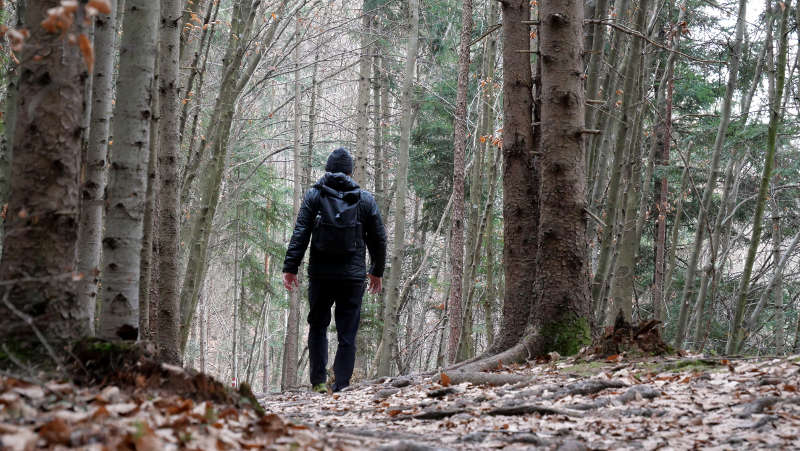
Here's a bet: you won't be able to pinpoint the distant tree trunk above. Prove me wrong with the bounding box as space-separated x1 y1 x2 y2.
730 0 791 353
139 61 160 340
373 47 385 214
375 0 418 377
589 0 631 312
673 0 747 347
77 0 118 334
281 23 303 389
98 0 159 341
772 215 785 355
528 0 590 354
178 1 264 351
199 286 206 373
652 3 684 325
156 0 183 364
446 0 473 364
583 0 610 173
354 7 371 185
492 0 538 354
0 0 89 349
0 0 24 238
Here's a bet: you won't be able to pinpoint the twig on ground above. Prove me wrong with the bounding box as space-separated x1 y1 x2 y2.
1 289 64 369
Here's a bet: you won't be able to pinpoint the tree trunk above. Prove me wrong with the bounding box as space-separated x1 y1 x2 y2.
155 0 183 364
282 22 303 390
199 285 206 373
528 0 590 355
446 0 473 364
354 8 371 185
178 1 262 351
77 0 118 335
139 63 160 340
98 0 160 341
673 0 747 347
492 0 538 354
772 215 785 354
0 0 24 242
729 0 791 354
375 0 418 377
592 0 647 325
0 0 89 350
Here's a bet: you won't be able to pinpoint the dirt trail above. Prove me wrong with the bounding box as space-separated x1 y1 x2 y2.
264 356 800 450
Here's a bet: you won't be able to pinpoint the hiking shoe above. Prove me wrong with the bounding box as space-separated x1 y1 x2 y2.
312 383 328 394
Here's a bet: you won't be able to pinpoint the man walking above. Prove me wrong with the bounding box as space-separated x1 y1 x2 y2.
282 148 387 393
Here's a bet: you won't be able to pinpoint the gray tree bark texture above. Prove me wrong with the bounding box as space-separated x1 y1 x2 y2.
0 0 90 350
77 0 119 334
528 0 590 355
281 22 303 390
354 8 371 186
375 0 418 377
446 0 473 365
97 0 159 341
156 0 184 364
491 0 538 354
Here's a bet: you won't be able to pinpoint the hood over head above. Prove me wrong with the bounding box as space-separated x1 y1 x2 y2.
314 172 361 203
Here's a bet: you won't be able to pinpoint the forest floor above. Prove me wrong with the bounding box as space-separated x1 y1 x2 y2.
265 355 800 450
2 354 800 450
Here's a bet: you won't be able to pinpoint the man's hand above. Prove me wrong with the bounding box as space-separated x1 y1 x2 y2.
283 272 299 291
367 274 382 294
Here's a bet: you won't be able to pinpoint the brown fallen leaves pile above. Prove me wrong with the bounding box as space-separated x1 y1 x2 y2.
0 368 316 450
3 354 800 449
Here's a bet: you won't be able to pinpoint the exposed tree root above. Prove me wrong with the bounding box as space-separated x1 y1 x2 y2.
488 404 585 417
440 371 531 387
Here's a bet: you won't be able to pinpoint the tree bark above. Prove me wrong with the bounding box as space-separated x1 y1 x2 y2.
492 0 538 354
375 0 418 377
155 0 184 364
98 0 159 341
282 21 303 390
0 0 89 350
528 0 590 355
354 7 371 185
77 0 118 335
446 0 473 364
772 215 785 355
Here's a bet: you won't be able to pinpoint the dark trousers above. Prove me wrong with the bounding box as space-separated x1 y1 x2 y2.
307 278 365 391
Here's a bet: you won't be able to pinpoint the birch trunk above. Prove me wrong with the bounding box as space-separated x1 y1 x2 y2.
375 0 418 376
98 0 160 341
156 0 184 364
77 0 118 333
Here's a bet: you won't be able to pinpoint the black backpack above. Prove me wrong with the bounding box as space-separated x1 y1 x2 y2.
310 188 364 255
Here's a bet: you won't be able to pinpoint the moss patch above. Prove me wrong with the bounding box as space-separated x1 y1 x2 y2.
540 313 591 356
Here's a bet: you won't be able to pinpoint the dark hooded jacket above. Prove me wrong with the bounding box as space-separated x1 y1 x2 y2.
282 173 387 280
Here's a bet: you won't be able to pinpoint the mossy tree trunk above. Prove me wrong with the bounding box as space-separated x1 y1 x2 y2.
527 0 590 355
